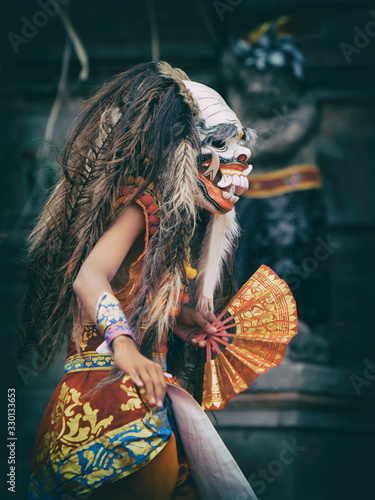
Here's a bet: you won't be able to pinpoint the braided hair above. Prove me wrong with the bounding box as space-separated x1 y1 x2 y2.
18 61 202 370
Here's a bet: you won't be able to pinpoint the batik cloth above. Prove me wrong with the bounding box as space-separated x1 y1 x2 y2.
29 329 174 499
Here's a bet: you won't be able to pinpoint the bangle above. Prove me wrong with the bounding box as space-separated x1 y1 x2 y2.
95 292 135 348
96 292 127 333
105 320 135 347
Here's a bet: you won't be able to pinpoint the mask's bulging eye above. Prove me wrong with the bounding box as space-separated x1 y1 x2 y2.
211 140 226 150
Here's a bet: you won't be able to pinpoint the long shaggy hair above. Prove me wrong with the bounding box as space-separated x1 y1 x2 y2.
17 61 203 370
167 207 238 402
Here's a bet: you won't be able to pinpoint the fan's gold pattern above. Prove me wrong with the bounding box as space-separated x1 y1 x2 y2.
202 265 297 411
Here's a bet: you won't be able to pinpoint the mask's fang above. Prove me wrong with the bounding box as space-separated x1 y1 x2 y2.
203 149 221 181
242 164 253 176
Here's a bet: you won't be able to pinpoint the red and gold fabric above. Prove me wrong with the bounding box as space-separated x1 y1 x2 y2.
29 182 179 499
29 319 176 499
242 164 322 198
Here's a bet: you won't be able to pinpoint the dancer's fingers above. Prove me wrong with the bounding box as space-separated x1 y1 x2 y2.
130 372 144 388
204 311 216 323
150 363 167 409
139 369 156 406
192 311 217 334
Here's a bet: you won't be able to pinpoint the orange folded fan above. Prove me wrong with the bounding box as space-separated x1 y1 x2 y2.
195 265 298 411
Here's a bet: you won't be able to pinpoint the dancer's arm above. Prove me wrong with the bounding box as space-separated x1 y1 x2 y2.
73 204 167 408
73 204 145 320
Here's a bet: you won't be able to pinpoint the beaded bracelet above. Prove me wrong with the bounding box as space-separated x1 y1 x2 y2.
104 320 134 347
95 292 135 348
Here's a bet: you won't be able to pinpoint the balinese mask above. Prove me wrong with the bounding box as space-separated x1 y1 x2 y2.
183 80 255 214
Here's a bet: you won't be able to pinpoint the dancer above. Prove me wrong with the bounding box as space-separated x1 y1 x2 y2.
19 61 258 499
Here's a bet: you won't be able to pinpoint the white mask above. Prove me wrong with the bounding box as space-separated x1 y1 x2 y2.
183 81 255 214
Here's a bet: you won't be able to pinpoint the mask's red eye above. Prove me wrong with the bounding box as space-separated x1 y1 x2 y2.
238 154 247 162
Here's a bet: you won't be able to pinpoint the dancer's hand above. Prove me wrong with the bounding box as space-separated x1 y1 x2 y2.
112 336 166 409
173 306 217 348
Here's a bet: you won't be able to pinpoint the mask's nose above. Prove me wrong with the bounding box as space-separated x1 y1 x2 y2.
235 146 251 163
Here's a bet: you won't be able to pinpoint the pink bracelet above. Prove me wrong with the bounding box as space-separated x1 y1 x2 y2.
104 320 135 348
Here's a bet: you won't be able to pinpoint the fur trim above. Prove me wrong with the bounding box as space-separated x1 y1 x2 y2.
129 139 199 351
196 210 240 314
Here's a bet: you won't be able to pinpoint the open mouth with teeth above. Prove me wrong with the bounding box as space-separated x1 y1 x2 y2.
198 159 253 213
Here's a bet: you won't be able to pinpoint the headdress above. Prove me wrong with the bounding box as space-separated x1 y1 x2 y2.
18 62 251 374
18 62 200 367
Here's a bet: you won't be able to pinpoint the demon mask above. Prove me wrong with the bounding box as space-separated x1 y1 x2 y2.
183 80 255 214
